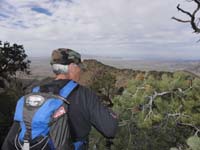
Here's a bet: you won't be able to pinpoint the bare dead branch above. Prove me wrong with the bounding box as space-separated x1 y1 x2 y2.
194 0 200 4
191 1 200 32
177 4 193 17
167 112 192 122
172 17 191 23
144 91 171 121
144 95 154 121
142 85 193 121
173 1 200 33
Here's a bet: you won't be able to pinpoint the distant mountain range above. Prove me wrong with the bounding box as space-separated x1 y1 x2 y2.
28 57 200 79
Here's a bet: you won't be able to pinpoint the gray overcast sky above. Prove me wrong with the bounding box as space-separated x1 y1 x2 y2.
0 0 200 60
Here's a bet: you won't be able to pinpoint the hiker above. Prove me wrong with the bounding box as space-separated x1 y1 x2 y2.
2 48 118 150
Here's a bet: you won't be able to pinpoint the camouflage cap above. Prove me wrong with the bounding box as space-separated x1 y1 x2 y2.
50 48 83 67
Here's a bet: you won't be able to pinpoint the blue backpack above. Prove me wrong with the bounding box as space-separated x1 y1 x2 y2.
13 80 83 150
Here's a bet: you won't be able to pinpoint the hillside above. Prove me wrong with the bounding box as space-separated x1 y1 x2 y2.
94 59 200 75
80 59 173 87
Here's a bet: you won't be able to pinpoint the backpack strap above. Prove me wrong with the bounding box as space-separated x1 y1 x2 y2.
74 141 85 150
59 80 78 99
32 80 78 98
32 86 40 93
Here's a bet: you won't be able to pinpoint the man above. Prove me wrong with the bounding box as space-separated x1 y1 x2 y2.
2 48 118 150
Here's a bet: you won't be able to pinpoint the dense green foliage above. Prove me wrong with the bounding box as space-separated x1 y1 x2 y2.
171 136 200 150
0 41 30 146
89 72 200 150
0 78 25 145
91 71 116 107
0 41 31 79
112 72 200 150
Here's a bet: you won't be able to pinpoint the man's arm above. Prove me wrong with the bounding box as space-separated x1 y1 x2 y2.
87 90 118 138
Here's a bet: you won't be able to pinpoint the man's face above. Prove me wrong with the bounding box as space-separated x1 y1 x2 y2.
68 63 81 82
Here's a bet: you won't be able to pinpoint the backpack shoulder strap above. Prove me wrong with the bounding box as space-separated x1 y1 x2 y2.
32 80 78 99
59 80 78 99
32 86 40 93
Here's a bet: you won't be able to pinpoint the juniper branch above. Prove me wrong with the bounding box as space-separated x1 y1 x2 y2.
178 122 200 136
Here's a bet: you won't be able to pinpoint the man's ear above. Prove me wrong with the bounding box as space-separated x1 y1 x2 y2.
68 63 81 82
68 63 78 72
68 63 76 76
68 63 74 72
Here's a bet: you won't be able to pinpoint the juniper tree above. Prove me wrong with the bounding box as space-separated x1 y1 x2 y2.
0 41 31 80
112 71 200 150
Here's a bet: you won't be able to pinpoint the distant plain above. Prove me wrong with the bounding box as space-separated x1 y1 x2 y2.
28 56 200 79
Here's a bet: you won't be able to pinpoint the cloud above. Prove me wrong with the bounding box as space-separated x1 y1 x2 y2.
0 0 199 59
